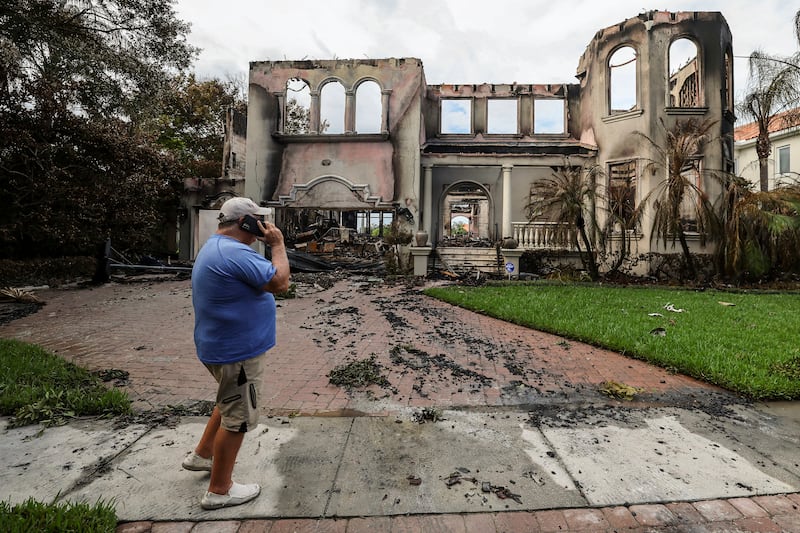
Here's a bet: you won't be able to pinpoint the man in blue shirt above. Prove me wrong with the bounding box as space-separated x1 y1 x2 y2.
183 196 290 510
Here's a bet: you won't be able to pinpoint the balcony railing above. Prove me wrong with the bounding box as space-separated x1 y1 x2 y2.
511 221 578 251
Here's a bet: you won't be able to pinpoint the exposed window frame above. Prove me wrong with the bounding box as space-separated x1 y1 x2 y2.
608 45 638 115
319 79 346 135
668 36 702 109
533 97 566 136
354 78 383 134
486 97 519 135
607 159 638 232
439 98 474 135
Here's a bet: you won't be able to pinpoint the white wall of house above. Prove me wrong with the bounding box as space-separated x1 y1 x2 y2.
735 126 800 189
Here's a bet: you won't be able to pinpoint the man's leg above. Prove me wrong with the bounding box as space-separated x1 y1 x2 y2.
207 427 245 495
197 354 264 508
194 406 221 459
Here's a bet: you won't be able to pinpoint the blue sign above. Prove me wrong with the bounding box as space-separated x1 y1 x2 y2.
505 262 515 273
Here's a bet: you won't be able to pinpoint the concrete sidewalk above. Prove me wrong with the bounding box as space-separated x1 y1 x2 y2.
1 276 800 532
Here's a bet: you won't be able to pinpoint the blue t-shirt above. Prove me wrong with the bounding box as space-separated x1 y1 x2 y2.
192 234 277 364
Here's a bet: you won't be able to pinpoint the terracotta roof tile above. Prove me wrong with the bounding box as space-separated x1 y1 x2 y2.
735 108 800 142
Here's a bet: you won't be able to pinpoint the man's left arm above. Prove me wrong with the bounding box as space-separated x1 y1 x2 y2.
263 241 290 294
258 221 290 294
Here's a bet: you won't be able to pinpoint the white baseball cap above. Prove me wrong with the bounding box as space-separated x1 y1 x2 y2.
218 197 268 222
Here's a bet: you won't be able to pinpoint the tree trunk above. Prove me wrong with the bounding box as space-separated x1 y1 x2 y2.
757 133 771 192
759 156 770 192
578 226 600 281
678 229 696 280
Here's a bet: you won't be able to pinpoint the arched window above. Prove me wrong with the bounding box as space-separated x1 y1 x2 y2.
284 78 310 134
669 38 700 107
609 46 637 113
442 182 490 239
355 80 382 134
320 80 345 134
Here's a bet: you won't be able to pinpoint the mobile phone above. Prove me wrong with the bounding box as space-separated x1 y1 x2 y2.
239 214 264 236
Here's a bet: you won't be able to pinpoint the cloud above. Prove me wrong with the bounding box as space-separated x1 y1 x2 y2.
175 0 799 96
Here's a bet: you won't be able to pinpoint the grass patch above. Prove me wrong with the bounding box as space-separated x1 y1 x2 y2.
0 339 131 427
424 283 800 400
0 498 117 532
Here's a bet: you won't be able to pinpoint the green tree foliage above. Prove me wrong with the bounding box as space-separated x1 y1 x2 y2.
150 73 246 180
526 162 601 280
451 220 468 236
284 98 311 134
716 175 800 280
0 0 196 258
737 10 800 192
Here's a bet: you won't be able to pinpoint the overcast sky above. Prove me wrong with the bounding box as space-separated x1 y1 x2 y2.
174 0 798 101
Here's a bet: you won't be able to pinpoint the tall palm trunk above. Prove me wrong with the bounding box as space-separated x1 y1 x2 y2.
757 133 771 192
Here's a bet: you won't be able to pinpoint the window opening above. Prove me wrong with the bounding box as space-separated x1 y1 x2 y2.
608 160 637 229
440 99 472 134
609 46 637 112
320 81 345 134
724 50 733 111
285 78 311 134
669 38 699 107
534 99 565 134
487 98 518 134
355 80 382 134
679 159 702 232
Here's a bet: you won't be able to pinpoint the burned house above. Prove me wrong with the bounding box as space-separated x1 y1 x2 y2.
184 10 735 277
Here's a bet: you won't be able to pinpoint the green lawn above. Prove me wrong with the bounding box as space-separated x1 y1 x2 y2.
424 283 800 400
0 498 117 533
0 339 131 427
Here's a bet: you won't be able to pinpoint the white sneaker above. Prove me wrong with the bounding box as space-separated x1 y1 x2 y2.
201 481 261 510
181 451 212 472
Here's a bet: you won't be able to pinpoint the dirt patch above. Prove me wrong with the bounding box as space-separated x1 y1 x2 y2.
525 387 746 430
328 356 394 391
0 302 42 326
114 400 216 429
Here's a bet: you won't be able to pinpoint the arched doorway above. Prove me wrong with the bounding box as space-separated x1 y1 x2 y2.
440 181 493 243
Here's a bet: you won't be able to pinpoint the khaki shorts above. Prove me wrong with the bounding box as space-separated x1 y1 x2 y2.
204 353 265 433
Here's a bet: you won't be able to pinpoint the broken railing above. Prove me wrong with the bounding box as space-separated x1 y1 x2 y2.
511 221 578 251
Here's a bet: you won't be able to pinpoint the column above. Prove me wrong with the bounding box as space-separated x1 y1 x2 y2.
502 164 513 239
309 91 320 134
381 89 392 134
423 164 433 240
275 93 285 134
344 90 355 133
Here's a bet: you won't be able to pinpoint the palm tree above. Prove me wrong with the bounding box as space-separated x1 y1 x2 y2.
716 175 800 280
737 11 800 192
526 161 601 281
637 118 721 280
599 175 647 275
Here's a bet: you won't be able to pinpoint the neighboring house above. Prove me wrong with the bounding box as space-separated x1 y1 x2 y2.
179 107 258 259
734 108 800 190
185 11 736 275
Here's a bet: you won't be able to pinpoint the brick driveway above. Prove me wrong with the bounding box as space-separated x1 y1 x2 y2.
0 276 722 415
